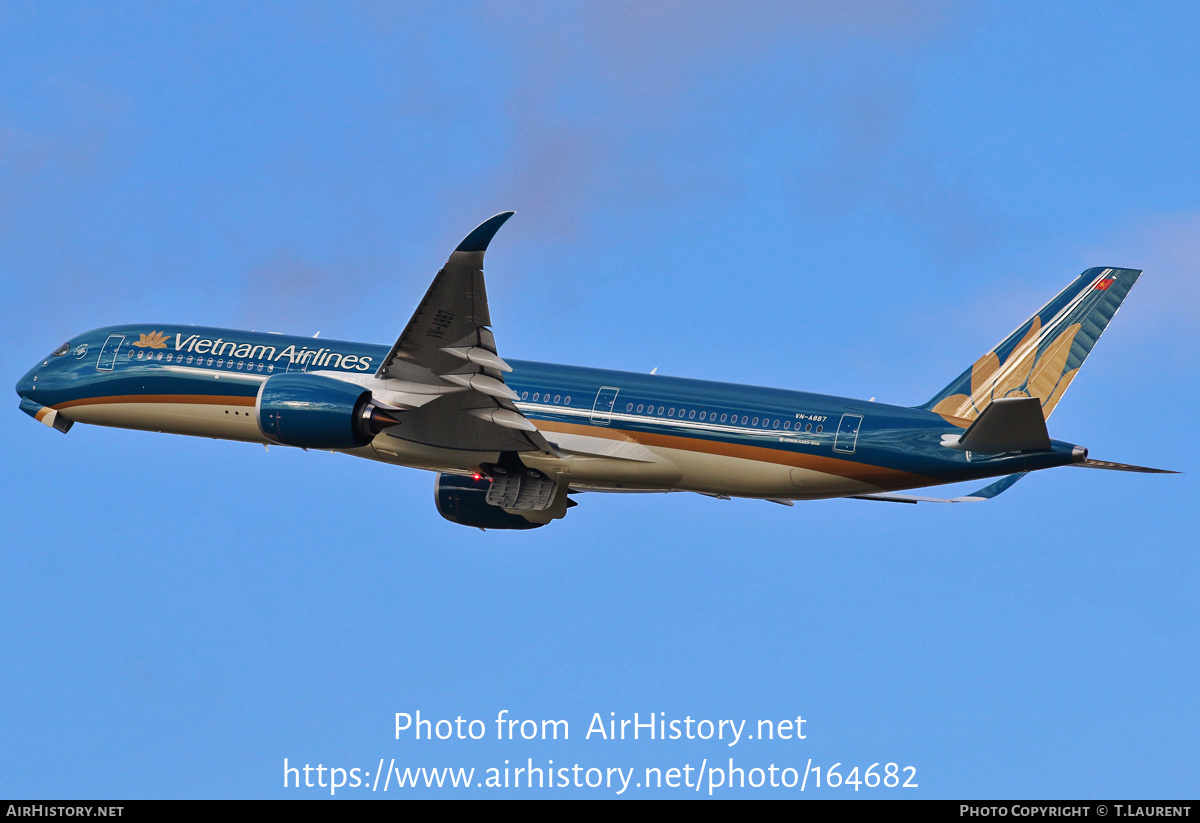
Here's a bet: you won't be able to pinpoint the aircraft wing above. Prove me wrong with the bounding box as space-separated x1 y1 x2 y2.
372 213 554 454
378 213 514 381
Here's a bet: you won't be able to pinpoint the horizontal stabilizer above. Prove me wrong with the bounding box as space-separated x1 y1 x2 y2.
852 472 1028 504
957 472 1029 500
1071 459 1178 474
942 397 1050 453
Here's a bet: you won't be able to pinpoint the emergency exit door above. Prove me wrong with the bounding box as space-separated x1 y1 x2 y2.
590 387 620 425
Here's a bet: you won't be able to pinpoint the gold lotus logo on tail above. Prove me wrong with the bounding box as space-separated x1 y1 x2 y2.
932 321 1082 424
133 330 170 349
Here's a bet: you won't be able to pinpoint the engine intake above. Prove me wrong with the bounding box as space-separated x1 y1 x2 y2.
435 473 544 530
257 372 396 449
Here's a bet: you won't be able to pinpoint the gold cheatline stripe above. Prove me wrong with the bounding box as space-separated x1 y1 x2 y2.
54 394 256 410
533 420 932 486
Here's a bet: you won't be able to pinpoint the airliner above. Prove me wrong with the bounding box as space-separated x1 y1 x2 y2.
15 213 1173 529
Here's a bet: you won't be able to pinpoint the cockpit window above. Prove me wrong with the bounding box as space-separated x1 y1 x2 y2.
51 341 70 357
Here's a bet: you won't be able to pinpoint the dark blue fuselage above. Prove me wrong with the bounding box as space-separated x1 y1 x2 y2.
17 324 1082 497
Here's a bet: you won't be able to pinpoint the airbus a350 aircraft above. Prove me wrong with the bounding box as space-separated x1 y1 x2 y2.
16 213 1173 529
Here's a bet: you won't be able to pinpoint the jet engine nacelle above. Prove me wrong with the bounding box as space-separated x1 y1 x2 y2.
435 473 544 530
257 372 396 450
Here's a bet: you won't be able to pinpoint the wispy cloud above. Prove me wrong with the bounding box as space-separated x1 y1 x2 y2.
237 252 359 334
465 1 958 243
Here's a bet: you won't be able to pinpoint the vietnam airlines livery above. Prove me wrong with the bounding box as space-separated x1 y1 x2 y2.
15 213 1174 529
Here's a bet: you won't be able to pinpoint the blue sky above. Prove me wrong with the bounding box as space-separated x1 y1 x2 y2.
1 1 1197 798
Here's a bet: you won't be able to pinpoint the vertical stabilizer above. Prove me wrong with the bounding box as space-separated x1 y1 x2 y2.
919 267 1141 423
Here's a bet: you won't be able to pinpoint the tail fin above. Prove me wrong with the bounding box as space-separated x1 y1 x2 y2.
919 267 1141 423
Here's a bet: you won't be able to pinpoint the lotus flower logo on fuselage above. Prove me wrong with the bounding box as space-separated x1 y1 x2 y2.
133 331 170 349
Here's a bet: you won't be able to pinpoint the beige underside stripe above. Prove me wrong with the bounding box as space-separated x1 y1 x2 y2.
51 396 934 487
533 420 932 486
54 394 256 410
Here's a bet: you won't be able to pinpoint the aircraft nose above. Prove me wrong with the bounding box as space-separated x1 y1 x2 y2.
15 364 37 399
